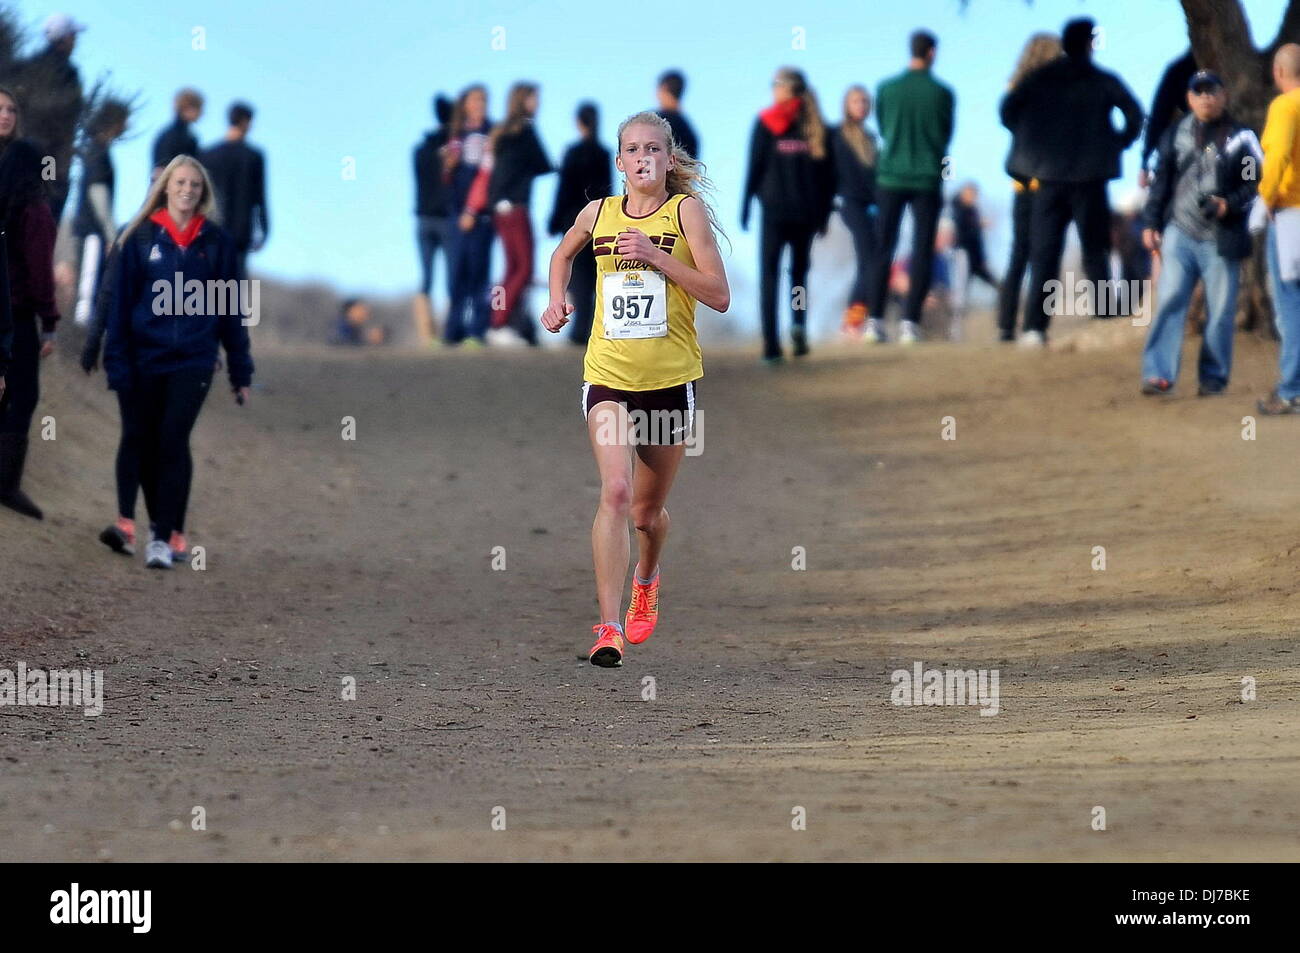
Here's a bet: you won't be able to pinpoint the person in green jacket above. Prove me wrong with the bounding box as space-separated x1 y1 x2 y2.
868 30 955 345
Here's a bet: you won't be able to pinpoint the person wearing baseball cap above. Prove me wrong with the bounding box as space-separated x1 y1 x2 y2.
1140 67 1261 397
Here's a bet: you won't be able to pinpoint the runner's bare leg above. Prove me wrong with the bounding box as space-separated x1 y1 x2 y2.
588 401 634 622
630 442 685 580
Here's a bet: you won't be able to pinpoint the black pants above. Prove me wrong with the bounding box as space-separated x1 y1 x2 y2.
759 217 817 359
568 244 598 345
125 368 212 542
416 215 450 298
839 200 878 308
962 246 998 287
0 312 39 437
0 232 11 374
998 187 1034 338
114 389 147 523
870 187 942 325
1026 180 1112 333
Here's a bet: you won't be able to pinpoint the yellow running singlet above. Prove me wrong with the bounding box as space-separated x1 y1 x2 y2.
583 193 704 391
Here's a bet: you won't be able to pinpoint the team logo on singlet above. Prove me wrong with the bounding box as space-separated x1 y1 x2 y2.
592 233 678 257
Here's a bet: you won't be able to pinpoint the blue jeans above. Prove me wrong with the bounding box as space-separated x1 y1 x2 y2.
1266 221 1300 401
443 216 493 343
1141 224 1238 390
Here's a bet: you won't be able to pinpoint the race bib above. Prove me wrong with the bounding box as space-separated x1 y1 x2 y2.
602 271 667 339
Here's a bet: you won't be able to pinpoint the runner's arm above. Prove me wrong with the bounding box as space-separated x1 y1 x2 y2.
652 196 729 313
542 199 600 332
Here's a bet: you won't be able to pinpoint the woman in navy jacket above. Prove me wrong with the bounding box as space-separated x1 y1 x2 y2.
103 154 253 569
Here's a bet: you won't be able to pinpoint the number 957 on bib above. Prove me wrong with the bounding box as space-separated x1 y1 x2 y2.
602 271 668 340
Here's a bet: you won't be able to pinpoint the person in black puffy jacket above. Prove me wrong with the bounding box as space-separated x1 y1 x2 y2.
1000 17 1143 340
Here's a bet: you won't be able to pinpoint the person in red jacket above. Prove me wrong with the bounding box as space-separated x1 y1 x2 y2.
0 121 61 521
740 67 835 363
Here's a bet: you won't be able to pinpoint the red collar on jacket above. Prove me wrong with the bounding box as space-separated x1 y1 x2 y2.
149 209 206 249
760 98 802 136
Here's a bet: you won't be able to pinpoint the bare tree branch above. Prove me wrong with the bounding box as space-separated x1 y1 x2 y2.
1267 0 1300 54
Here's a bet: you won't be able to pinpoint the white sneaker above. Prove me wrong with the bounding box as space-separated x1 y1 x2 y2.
1017 330 1046 349
145 539 173 570
486 326 526 348
898 320 921 345
864 318 888 344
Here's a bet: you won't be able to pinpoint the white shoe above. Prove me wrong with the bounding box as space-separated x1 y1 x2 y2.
898 320 921 345
145 539 173 570
1017 330 1046 349
864 318 888 344
486 326 526 348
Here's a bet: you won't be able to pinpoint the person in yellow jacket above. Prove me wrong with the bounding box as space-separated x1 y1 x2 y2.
542 111 729 667
1258 43 1300 414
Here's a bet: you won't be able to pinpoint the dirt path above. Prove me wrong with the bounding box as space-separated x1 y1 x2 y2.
2 330 1298 861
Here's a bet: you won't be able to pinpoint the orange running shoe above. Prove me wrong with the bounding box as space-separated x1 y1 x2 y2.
588 623 625 667
625 574 660 645
169 531 189 563
841 302 867 336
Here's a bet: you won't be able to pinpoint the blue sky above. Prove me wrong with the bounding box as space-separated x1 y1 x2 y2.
11 0 1287 320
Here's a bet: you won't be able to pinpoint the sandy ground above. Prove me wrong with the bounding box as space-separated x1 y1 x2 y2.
2 315 1299 862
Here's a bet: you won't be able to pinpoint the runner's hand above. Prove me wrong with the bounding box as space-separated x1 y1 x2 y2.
541 300 573 333
40 340 55 358
0 376 5 400
615 228 657 262
1142 228 1161 254
234 386 250 406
